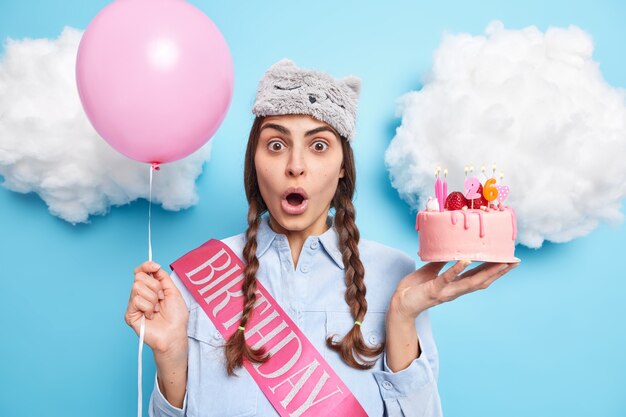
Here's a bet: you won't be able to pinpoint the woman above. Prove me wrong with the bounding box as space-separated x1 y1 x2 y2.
124 59 518 417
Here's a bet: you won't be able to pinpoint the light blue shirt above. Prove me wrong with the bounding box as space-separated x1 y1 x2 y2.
149 215 443 417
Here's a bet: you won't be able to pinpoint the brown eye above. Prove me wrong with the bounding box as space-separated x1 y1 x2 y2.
312 141 328 152
268 140 284 151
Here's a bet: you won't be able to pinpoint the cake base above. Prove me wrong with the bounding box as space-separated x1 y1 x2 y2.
416 207 520 263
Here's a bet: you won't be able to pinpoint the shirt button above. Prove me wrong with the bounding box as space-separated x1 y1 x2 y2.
213 331 223 340
368 333 378 344
300 265 310 273
382 381 393 390
310 240 319 250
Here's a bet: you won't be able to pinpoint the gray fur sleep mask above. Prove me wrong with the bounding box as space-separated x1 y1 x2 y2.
252 59 360 141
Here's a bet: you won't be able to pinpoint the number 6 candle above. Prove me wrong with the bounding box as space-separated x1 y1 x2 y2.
482 178 499 205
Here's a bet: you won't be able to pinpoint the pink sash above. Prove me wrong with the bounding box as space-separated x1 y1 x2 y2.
170 239 368 417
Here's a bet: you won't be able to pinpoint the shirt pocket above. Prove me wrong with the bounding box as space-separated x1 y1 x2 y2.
323 310 386 369
186 306 259 417
188 306 229 347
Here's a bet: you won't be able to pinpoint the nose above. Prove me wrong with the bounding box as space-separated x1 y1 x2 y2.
286 149 305 177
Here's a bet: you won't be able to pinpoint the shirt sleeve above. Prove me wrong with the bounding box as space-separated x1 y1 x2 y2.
371 349 442 417
370 252 443 417
149 372 188 417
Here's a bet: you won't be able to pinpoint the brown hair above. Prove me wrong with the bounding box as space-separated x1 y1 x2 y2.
223 116 384 376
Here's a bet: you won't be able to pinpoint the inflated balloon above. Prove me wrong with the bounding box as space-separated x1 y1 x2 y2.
76 0 234 164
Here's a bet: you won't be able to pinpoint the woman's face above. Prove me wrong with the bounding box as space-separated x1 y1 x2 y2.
255 114 345 235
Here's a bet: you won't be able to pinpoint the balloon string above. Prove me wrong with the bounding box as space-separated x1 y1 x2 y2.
139 162 159 417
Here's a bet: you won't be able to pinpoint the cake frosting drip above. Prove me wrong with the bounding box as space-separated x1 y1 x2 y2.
449 209 486 237
476 210 484 237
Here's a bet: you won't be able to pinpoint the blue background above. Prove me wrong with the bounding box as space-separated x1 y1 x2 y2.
1 1 625 416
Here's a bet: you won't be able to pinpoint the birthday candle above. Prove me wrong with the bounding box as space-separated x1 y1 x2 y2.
480 162 498 206
495 172 509 205
483 178 499 203
464 177 481 199
435 167 443 211
442 168 448 212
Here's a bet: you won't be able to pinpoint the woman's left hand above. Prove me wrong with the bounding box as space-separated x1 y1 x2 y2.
389 260 519 321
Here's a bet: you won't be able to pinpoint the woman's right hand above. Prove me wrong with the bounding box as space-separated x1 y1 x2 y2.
124 261 189 356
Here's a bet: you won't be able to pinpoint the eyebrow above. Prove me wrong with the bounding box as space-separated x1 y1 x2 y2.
260 123 338 137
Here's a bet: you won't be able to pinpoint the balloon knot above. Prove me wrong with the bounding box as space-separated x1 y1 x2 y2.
151 162 161 171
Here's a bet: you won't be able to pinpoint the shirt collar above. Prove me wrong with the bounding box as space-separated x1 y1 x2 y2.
255 214 345 269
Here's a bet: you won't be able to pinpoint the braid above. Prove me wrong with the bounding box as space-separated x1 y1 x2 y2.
325 146 385 370
223 197 270 376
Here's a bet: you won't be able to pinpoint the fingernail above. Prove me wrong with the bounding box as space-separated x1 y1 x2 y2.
154 304 160 312
158 290 165 300
151 262 160 269
500 264 509 271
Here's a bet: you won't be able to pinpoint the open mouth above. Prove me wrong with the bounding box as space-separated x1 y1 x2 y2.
281 187 309 215
286 193 305 206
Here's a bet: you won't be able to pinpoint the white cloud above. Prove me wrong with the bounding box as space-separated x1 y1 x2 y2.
0 26 212 224
385 21 626 248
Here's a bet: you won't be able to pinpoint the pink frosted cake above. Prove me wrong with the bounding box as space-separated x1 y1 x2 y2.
416 170 519 263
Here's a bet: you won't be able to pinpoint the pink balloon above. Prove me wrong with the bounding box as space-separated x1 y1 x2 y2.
76 0 234 164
